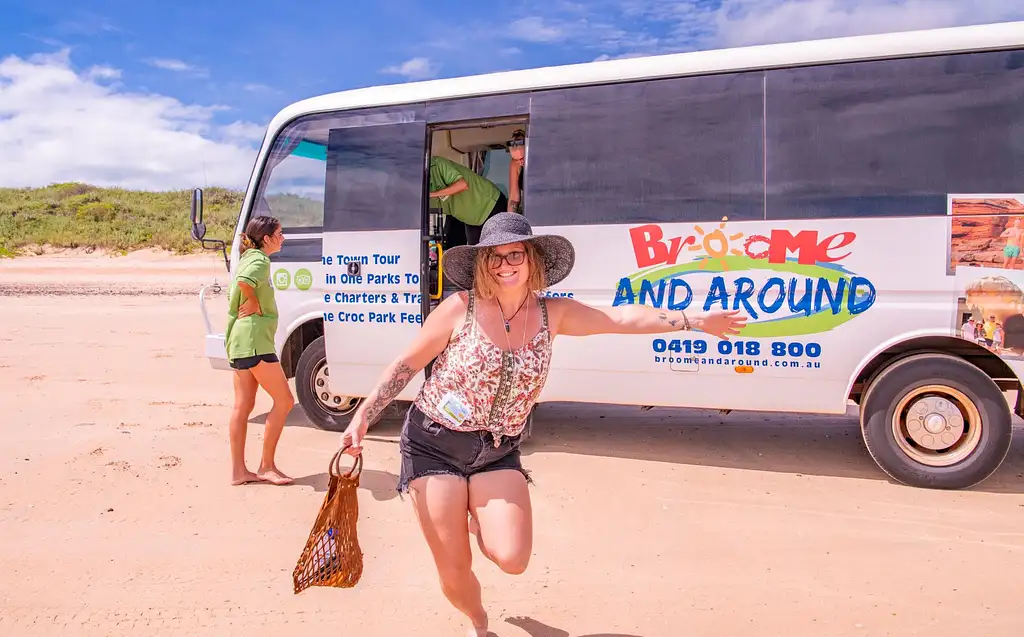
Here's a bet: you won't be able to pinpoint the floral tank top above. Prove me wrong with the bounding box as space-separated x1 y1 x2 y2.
414 291 552 444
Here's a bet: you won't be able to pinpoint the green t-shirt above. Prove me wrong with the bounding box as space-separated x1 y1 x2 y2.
428 156 500 226
225 248 279 361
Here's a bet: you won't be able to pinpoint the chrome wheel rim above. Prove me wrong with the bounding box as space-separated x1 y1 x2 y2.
311 360 360 415
891 385 982 467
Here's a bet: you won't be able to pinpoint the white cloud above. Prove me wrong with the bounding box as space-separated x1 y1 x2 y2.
508 16 568 43
220 121 267 144
506 13 656 51
712 0 1024 48
145 57 209 76
593 52 649 62
381 57 441 80
0 50 260 191
22 34 71 49
86 65 121 81
52 12 122 37
500 0 1024 59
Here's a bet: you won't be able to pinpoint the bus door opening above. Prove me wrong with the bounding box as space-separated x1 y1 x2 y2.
421 118 530 322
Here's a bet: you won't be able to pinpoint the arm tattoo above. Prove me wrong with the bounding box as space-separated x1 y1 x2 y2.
363 360 416 425
657 310 690 331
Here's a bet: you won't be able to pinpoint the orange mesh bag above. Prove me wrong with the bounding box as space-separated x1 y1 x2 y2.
292 448 364 594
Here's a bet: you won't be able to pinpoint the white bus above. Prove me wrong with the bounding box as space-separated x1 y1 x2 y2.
190 21 1024 490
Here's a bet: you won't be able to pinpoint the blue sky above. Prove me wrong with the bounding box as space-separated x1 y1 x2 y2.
1 0 1023 190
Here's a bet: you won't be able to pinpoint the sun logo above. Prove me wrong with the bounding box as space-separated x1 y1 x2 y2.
689 217 745 270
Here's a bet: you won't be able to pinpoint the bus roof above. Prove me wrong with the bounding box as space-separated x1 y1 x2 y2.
268 20 1024 136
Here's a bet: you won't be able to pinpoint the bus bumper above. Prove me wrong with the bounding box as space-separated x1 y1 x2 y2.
199 284 231 371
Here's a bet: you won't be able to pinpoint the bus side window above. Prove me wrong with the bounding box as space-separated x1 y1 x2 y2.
524 72 765 227
765 50 1024 220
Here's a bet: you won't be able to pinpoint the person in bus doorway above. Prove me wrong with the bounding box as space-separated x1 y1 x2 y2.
429 155 507 249
336 212 747 636
224 215 295 486
506 129 526 213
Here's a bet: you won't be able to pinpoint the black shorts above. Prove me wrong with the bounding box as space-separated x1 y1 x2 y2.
397 403 531 496
229 353 279 370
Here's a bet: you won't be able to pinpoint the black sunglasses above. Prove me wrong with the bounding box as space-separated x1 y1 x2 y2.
488 250 526 268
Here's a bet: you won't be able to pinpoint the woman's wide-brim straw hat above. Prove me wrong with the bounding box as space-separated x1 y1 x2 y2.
442 212 576 291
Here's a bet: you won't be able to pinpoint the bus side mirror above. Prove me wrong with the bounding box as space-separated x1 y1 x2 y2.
190 188 206 240
187 187 229 273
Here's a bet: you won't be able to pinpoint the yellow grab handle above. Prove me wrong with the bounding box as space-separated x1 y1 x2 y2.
431 242 444 300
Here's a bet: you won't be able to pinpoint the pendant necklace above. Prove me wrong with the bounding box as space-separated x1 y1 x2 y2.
500 297 530 370
498 295 529 332
495 297 530 447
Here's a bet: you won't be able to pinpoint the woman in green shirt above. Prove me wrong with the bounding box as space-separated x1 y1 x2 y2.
225 215 295 486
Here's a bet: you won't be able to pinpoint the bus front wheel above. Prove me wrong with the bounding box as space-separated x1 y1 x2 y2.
860 352 1012 490
294 336 361 432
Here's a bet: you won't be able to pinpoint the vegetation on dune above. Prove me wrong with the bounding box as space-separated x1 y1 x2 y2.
0 183 244 257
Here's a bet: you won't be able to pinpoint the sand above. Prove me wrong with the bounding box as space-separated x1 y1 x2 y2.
1 252 1023 636
0 249 228 296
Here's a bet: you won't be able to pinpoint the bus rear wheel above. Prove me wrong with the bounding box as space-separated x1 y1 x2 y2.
294 336 361 432
860 352 1012 490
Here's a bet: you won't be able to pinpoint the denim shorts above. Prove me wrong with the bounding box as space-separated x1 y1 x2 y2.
229 353 279 370
397 403 532 496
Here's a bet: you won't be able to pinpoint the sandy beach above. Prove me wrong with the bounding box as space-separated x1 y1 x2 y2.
1 251 1023 636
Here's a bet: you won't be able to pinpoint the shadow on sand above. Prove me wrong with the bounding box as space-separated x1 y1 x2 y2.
504 615 642 637
283 467 400 500
253 401 1024 495
248 401 405 432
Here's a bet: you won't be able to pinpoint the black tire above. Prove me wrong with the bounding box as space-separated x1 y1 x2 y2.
294 336 361 432
860 352 1012 490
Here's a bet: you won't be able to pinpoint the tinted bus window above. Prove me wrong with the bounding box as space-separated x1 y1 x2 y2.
251 121 330 233
526 72 765 227
252 108 423 230
766 50 1024 220
248 116 336 262
324 121 427 232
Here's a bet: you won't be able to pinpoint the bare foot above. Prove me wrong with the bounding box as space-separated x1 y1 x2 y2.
257 467 293 485
231 470 260 486
466 619 489 637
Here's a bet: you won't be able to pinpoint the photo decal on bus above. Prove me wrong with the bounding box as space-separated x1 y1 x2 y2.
949 194 1024 361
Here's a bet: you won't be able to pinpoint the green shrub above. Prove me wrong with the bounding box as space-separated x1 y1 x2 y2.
0 183 245 255
76 201 117 222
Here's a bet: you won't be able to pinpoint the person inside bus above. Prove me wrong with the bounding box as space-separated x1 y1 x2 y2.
429 155 508 249
224 215 295 486
335 212 746 636
506 129 526 213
